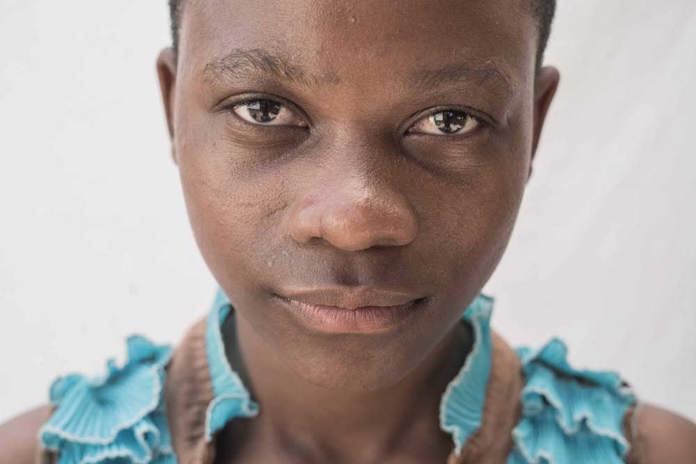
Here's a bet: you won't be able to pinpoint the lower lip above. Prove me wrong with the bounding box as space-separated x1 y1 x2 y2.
275 295 424 334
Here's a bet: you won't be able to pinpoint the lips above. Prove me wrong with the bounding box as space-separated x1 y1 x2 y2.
275 285 424 310
273 285 427 333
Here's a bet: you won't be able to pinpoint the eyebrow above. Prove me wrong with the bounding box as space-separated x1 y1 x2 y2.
203 48 341 88
409 62 512 95
203 47 512 94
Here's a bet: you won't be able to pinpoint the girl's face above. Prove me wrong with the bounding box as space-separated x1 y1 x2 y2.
158 0 558 390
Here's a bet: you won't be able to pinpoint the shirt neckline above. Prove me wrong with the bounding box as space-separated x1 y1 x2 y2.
202 288 495 455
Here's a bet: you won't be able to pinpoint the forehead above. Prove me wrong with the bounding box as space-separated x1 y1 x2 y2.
179 0 537 96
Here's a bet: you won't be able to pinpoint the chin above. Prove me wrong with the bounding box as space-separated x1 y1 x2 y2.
278 324 435 392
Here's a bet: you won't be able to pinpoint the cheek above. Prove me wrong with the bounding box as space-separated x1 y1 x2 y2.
419 128 531 300
431 174 522 279
469 101 534 250
473 164 527 267
176 133 289 295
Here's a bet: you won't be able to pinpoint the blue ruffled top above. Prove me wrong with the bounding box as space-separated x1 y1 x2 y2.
39 290 637 463
39 335 175 463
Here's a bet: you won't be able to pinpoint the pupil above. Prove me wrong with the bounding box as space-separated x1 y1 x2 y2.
247 99 281 123
433 111 466 133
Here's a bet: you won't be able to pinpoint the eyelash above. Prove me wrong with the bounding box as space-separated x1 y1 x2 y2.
226 97 489 138
225 95 309 129
405 108 488 138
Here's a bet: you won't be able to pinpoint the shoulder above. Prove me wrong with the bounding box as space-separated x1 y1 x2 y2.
0 405 54 463
626 402 696 464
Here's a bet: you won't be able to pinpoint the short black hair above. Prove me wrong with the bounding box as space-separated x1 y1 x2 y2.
531 0 556 65
168 0 556 66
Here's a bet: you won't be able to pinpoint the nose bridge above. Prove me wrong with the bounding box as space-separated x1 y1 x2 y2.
286 133 418 252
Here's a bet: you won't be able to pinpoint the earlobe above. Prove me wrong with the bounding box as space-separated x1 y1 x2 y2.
528 66 560 181
156 47 178 164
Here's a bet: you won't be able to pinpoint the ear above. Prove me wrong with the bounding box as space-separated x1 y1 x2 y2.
528 66 560 181
156 47 178 164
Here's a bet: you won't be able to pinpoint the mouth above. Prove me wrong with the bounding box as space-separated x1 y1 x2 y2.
273 286 429 334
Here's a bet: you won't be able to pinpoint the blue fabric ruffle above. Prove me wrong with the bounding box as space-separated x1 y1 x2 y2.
507 338 637 464
204 289 259 440
39 335 176 464
438 294 494 455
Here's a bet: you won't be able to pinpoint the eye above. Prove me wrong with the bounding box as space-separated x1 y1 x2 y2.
407 109 482 137
231 98 307 127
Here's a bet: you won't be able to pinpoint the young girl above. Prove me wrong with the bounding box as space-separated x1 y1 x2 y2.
2 0 695 462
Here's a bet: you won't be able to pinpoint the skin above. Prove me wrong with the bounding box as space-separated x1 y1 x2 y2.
1 1 695 463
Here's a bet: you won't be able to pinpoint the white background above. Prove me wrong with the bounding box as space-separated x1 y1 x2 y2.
1 0 695 424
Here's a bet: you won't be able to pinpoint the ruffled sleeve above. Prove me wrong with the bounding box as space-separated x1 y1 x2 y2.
38 335 176 464
508 338 637 464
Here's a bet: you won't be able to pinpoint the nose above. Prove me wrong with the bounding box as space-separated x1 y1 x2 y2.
286 158 418 252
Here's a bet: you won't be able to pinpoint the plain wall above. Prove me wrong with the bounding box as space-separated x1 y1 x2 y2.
1 0 695 423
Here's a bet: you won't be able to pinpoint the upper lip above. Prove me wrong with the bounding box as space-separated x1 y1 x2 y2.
276 286 423 310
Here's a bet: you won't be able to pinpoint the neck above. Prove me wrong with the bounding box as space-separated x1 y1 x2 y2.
222 313 473 463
